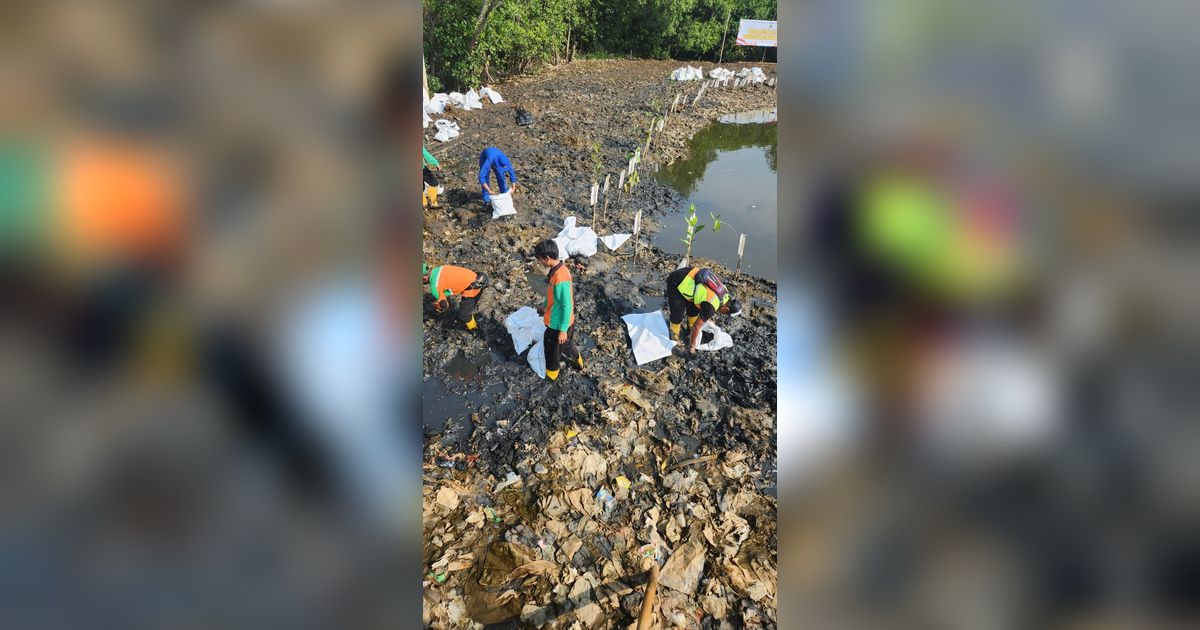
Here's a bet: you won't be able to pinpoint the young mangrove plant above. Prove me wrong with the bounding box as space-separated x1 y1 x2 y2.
680 204 724 261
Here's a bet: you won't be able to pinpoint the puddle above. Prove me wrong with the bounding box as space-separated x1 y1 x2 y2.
446 349 488 380
719 107 777 124
423 377 512 449
654 120 777 281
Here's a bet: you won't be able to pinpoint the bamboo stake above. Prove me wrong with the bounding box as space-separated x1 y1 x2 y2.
601 174 611 222
635 563 660 630
735 233 746 278
589 181 599 227
632 209 642 264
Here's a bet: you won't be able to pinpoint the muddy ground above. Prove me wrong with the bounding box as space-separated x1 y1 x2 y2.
423 60 778 629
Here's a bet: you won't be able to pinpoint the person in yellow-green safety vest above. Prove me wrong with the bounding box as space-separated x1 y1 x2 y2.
666 266 742 353
533 239 582 380
423 263 488 330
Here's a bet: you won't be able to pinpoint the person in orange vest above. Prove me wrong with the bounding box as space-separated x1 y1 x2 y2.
423 263 488 330
533 239 583 380
666 266 742 353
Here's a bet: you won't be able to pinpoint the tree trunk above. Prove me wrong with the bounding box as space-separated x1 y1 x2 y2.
565 25 572 64
467 0 503 54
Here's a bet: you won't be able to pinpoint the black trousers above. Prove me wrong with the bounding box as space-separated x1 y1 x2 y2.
457 288 483 322
422 167 439 187
666 268 700 326
543 324 579 372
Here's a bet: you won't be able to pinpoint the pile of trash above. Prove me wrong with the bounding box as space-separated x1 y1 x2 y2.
669 65 705 81
735 67 768 84
423 407 777 628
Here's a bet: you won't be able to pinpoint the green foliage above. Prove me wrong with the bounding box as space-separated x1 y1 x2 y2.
424 0 776 90
590 141 603 181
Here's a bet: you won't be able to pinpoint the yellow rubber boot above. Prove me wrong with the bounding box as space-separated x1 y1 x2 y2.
465 316 477 330
546 369 560 381
670 322 681 338
428 185 439 208
575 354 584 369
687 315 698 329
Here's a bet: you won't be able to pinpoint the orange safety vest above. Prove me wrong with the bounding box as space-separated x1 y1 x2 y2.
430 265 480 299
544 262 575 328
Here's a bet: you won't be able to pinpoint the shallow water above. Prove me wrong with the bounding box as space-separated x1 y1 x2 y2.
653 119 777 281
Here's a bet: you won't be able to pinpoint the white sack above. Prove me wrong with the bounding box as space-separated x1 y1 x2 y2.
423 110 431 128
708 67 735 80
670 65 704 81
600 233 632 251
425 93 450 114
622 311 677 366
554 216 599 258
736 67 767 83
447 92 465 107
696 320 733 352
461 89 483 110
505 307 548 378
490 190 516 218
480 86 504 104
433 119 460 142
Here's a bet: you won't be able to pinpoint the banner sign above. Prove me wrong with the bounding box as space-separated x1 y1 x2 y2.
736 19 777 47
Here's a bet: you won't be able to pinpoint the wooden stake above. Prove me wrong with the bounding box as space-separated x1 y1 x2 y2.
635 563 660 630
589 181 599 227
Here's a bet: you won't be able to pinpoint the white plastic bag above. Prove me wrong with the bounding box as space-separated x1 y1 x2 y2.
600 233 632 251
424 93 450 114
505 307 548 378
433 119 460 142
462 89 483 110
670 65 704 81
490 190 516 218
708 67 735 80
480 86 504 104
736 67 767 83
622 311 676 365
555 216 598 258
696 320 733 352
447 92 465 107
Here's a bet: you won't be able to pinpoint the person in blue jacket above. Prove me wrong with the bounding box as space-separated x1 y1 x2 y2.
478 146 518 203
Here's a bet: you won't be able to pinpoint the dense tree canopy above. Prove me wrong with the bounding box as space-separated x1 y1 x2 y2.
424 0 776 91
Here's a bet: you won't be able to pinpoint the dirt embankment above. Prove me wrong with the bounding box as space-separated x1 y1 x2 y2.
423 59 778 629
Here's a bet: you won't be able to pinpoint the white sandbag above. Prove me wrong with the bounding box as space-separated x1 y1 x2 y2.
670 65 704 81
554 216 599 258
505 307 548 378
736 67 767 84
424 93 450 114
600 233 632 251
708 67 735 80
423 110 431 128
622 311 676 365
447 92 465 107
480 86 504 104
696 320 733 352
505 306 544 354
433 119 460 142
461 89 483 110
490 190 516 218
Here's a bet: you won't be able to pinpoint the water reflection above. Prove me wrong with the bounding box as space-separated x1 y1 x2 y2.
653 120 777 280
